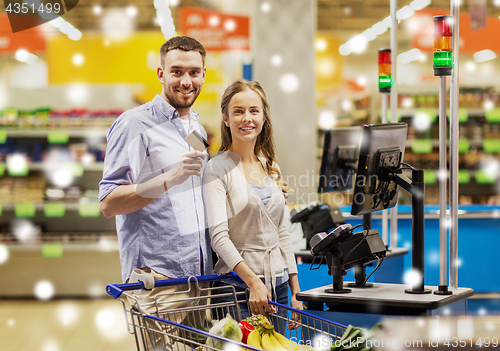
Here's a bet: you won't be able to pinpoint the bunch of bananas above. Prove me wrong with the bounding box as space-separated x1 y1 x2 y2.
246 325 311 351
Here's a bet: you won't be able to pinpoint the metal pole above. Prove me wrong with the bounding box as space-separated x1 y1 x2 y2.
405 169 431 294
449 0 460 289
435 83 453 292
390 0 399 248
382 93 389 246
439 76 448 287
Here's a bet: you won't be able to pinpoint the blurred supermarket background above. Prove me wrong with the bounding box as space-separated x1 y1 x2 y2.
1 0 500 350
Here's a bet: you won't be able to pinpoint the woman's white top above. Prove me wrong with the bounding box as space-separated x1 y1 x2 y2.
202 151 298 293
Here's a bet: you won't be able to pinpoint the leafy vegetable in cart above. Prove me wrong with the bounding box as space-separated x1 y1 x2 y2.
205 314 243 349
330 323 383 350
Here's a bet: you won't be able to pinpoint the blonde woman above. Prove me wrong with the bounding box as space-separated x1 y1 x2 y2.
203 80 301 321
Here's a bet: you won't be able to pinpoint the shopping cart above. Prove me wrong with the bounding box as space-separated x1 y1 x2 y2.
106 273 348 351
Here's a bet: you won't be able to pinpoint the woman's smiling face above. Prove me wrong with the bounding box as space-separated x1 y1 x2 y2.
225 88 264 145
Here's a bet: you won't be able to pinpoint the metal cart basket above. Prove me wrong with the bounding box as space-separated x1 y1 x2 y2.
106 273 347 351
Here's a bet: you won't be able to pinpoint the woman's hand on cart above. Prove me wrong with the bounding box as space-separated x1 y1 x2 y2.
249 280 275 315
287 295 303 330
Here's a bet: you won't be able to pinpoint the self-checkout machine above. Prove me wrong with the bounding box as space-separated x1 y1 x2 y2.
296 5 473 328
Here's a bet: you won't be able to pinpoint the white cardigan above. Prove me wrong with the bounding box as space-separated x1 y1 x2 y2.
202 152 297 293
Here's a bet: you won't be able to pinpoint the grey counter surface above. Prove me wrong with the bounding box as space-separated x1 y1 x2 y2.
297 282 474 310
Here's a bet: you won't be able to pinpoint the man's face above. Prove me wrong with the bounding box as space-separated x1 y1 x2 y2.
158 49 206 115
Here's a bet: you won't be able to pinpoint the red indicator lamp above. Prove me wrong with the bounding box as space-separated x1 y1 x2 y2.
433 15 453 76
378 48 392 93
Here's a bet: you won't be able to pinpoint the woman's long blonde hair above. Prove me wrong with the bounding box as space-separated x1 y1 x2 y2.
219 80 281 181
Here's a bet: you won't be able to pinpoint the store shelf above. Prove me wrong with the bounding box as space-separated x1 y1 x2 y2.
398 108 486 117
405 139 484 148
28 162 104 171
0 129 108 138
0 202 102 218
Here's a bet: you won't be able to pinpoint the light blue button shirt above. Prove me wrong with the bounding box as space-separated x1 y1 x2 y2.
99 95 212 283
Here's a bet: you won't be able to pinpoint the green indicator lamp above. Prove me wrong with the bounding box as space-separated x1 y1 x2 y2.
433 15 453 76
378 49 392 93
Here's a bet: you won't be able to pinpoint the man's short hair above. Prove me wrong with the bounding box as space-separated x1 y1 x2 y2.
160 36 206 67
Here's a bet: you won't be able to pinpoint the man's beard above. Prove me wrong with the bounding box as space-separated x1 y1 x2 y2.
164 85 201 110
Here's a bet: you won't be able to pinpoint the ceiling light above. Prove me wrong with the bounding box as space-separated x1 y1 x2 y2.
398 48 422 64
396 6 415 20
383 16 392 28
410 0 431 11
169 0 180 6
495 0 500 7
339 0 429 56
343 7 352 15
92 5 102 15
349 35 368 54
154 0 176 39
67 30 82 41
15 49 38 65
362 28 377 42
339 44 350 56
372 21 389 35
473 49 497 63
49 17 82 41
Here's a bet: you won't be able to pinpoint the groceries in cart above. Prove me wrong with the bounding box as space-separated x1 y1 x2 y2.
106 273 381 351
205 314 243 349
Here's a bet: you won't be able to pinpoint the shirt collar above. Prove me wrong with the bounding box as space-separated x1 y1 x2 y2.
153 94 200 122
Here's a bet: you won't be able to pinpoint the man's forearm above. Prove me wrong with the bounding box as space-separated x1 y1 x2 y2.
100 173 166 217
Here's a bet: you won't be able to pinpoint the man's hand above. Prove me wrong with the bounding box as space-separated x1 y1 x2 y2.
165 150 205 188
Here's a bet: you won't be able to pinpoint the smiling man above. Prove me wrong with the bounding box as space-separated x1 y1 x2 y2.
98 36 212 349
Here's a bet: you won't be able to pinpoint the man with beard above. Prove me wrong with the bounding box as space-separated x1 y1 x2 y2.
99 37 211 339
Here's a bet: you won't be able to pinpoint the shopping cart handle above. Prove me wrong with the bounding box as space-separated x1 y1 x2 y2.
106 272 244 299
